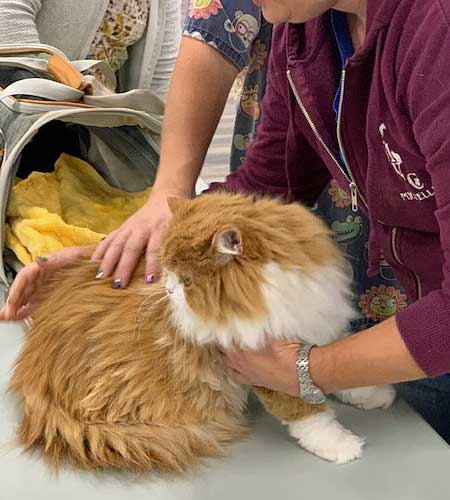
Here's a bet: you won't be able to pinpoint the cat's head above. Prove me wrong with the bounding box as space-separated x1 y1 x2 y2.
161 193 353 349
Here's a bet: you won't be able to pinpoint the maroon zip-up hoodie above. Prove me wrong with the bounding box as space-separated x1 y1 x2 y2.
209 0 450 377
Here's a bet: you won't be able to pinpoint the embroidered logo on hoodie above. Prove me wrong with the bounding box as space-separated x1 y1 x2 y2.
379 123 435 202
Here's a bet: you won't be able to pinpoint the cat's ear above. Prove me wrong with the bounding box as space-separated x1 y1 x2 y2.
167 197 188 214
213 228 243 262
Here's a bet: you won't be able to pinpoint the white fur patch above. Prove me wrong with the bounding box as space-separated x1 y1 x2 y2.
259 261 355 347
335 385 396 410
165 271 180 295
287 409 365 464
166 260 355 350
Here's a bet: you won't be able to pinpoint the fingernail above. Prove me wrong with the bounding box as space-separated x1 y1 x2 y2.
96 269 104 279
36 256 48 262
112 279 122 289
146 274 154 284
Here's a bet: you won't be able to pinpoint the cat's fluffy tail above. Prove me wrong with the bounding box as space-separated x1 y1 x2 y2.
16 402 248 473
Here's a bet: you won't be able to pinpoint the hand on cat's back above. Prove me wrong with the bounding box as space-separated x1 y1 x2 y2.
91 191 176 288
222 340 300 396
0 245 94 322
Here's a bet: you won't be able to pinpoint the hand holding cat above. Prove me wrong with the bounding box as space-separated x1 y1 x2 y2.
0 245 94 322
92 191 177 288
222 340 301 397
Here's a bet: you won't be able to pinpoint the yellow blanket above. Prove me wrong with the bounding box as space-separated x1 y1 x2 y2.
6 153 152 264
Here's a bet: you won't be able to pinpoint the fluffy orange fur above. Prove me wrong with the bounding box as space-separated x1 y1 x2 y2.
162 194 342 326
10 194 343 473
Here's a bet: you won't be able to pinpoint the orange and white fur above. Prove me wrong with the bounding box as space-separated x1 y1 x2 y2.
10 193 395 472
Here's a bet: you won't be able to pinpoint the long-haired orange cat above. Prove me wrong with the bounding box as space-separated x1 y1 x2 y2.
10 193 395 472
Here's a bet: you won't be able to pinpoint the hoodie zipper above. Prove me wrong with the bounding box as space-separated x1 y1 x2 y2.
287 69 368 212
287 69 423 299
391 227 423 299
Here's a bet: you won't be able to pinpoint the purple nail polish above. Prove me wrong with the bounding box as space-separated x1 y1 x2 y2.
146 274 155 284
112 279 122 289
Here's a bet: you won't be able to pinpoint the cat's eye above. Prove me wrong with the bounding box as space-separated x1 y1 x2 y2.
182 276 192 287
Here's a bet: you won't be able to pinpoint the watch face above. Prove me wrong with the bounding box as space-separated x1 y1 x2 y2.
304 389 326 405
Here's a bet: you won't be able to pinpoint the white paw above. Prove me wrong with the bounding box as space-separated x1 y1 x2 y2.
288 409 365 464
335 385 396 410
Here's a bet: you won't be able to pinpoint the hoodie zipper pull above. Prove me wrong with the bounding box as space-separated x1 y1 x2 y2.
349 182 358 212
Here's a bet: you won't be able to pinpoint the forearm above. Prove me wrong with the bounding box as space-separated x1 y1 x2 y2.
310 316 426 394
153 37 238 198
0 0 41 45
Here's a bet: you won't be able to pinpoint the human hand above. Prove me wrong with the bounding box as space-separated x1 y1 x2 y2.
222 340 301 397
0 245 94 322
91 191 181 288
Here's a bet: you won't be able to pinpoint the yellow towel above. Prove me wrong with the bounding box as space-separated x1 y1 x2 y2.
6 153 152 264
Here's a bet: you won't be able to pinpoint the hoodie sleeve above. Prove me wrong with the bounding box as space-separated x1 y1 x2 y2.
395 4 450 377
207 24 329 205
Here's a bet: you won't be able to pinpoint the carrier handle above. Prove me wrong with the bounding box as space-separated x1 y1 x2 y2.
0 78 84 103
0 47 85 90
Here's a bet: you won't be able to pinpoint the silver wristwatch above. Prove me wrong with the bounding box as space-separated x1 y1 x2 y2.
296 344 326 405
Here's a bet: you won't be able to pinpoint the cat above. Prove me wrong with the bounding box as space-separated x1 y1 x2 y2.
10 193 395 472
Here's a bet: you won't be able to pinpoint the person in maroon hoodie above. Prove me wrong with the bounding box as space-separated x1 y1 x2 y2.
213 0 450 443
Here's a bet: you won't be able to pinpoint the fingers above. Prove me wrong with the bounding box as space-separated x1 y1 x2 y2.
220 346 244 366
1 262 41 321
221 354 247 385
39 246 95 272
94 231 130 281
56 245 96 264
230 369 248 385
221 349 243 374
13 304 36 322
144 233 163 282
94 228 164 288
89 198 173 287
112 236 149 288
0 245 103 323
91 230 118 262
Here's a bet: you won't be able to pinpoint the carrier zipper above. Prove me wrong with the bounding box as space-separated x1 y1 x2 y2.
391 227 423 299
287 69 368 212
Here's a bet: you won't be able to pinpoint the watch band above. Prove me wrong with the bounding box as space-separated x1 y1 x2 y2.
296 344 326 405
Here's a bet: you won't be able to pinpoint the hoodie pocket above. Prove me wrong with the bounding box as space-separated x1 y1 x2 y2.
390 226 423 300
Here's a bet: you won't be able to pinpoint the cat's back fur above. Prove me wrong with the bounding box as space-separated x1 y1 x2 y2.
10 260 248 472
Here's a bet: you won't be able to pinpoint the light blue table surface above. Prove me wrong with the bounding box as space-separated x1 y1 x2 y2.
1 320 449 500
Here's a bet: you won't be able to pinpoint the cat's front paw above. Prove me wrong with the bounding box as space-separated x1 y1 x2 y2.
335 385 396 410
288 410 364 464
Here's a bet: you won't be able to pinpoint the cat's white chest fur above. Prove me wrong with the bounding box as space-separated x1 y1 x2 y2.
166 260 396 465
167 260 355 349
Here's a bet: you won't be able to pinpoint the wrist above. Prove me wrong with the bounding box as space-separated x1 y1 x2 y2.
150 182 193 201
153 160 202 199
285 344 301 397
309 344 336 395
